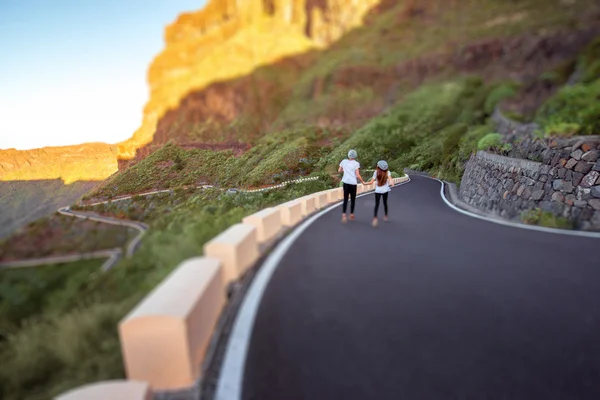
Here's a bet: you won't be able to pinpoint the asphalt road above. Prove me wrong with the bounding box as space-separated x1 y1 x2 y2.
242 175 600 400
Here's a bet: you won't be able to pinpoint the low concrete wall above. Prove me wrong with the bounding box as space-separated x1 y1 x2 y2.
299 195 316 216
55 380 152 400
119 257 224 390
313 192 328 209
75 176 409 397
278 201 303 227
325 188 340 203
204 224 259 282
242 207 282 243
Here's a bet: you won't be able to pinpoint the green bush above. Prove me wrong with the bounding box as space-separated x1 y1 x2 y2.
0 300 131 400
536 79 600 136
477 133 511 154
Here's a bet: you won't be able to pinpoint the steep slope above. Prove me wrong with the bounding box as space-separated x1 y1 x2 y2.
0 143 117 238
99 0 600 187
0 180 99 240
117 0 381 163
116 0 600 167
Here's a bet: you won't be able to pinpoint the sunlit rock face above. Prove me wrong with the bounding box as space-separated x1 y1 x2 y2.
117 0 380 161
0 144 118 183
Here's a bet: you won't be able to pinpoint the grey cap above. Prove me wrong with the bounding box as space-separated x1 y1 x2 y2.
377 160 388 170
348 149 357 159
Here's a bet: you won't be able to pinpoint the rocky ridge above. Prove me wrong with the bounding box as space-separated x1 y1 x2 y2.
117 0 380 161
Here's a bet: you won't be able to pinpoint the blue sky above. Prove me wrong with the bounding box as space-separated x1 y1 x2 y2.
0 0 205 150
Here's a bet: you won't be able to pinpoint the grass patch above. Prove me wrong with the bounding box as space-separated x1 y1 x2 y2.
0 259 105 333
0 300 132 400
318 77 493 183
521 208 574 229
535 78 600 137
88 128 339 199
477 133 512 154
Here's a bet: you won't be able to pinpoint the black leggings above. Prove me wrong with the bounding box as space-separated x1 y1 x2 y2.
342 183 357 214
374 192 388 217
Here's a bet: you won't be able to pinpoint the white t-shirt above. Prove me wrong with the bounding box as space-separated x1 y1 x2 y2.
373 171 392 193
339 159 360 185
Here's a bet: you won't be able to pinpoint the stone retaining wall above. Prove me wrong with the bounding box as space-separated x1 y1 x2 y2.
460 145 600 230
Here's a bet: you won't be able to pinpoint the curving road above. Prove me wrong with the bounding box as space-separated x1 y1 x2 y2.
0 177 320 271
222 175 600 400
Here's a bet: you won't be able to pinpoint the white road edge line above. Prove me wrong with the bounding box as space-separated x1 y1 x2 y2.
214 178 411 400
431 176 600 239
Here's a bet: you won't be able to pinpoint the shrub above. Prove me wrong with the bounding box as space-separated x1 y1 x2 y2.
477 133 510 154
0 301 130 400
536 79 600 136
521 208 542 225
521 208 573 229
484 83 518 114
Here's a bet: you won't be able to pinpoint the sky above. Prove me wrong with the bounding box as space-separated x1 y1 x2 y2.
0 0 206 150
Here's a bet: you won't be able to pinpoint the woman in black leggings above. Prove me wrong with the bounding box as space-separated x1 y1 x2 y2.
365 160 394 227
338 149 365 223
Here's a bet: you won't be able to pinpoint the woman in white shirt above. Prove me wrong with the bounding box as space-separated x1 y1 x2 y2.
338 149 365 223
364 160 394 227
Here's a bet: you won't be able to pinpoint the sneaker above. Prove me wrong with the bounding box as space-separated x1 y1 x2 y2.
341 214 347 223
349 214 355 221
372 218 378 227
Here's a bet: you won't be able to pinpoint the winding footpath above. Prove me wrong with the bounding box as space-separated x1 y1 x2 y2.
216 175 600 400
0 177 319 271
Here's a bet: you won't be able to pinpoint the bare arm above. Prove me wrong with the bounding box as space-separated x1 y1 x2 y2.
355 168 366 184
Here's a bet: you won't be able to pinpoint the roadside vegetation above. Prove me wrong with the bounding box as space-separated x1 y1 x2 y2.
0 180 331 399
521 208 574 229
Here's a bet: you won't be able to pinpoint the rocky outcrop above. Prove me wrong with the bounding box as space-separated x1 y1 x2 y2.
0 143 118 184
117 0 380 161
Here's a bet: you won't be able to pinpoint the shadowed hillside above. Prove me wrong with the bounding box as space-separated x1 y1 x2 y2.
0 180 99 239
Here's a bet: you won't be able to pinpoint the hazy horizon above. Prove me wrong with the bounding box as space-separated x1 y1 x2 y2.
0 0 206 151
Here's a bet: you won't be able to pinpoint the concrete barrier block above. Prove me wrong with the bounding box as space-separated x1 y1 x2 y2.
119 257 225 391
55 380 152 400
278 201 303 227
314 192 328 209
242 207 282 243
204 223 259 282
326 188 341 203
357 184 364 194
299 195 316 216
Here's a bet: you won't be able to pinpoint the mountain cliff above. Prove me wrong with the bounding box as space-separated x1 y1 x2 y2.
0 143 118 184
116 0 380 162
